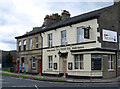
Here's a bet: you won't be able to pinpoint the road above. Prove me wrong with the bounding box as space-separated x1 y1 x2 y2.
1 75 120 88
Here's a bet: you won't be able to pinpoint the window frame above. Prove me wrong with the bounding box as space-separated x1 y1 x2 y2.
61 30 66 45
48 33 53 47
108 55 115 70
77 27 84 43
48 56 53 69
23 40 26 51
74 54 84 70
18 41 21 51
29 38 32 50
32 57 36 69
35 37 38 49
91 54 102 70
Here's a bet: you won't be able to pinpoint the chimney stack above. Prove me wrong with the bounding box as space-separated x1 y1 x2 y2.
114 0 120 4
44 15 57 26
61 10 70 20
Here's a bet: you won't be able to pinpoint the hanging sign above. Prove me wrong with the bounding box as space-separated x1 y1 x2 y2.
103 29 117 42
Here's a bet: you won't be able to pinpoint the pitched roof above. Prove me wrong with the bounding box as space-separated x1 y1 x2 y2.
15 5 111 39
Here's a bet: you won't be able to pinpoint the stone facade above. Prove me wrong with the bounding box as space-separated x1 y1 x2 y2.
16 33 42 74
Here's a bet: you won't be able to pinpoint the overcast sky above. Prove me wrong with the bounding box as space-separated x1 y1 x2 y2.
0 0 114 51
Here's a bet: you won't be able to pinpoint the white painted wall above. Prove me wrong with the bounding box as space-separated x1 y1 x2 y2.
42 19 100 48
42 19 103 76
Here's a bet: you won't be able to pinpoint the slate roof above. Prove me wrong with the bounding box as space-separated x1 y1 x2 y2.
15 5 111 39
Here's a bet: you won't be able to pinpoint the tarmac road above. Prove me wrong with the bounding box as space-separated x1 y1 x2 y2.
1 75 120 88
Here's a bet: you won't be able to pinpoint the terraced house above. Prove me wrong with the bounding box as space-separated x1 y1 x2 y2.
15 1 120 78
15 28 42 74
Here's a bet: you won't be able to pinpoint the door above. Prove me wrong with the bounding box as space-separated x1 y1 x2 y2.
18 60 20 72
39 62 42 74
62 60 67 76
102 55 109 78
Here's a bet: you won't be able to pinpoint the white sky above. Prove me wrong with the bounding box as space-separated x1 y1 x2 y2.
0 0 114 51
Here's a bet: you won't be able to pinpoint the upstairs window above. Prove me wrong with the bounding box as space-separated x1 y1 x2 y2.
19 41 21 51
77 27 84 43
48 33 52 47
77 27 90 43
35 37 38 49
29 38 32 50
61 30 66 45
23 40 26 51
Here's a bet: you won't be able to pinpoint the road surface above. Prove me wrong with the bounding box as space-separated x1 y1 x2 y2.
1 75 120 88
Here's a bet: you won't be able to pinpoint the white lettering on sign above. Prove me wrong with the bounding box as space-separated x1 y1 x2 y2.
103 29 117 42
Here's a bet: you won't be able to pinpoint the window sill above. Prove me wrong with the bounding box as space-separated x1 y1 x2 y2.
108 69 115 72
32 68 36 70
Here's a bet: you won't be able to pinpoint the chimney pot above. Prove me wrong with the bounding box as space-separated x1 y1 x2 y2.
61 10 70 20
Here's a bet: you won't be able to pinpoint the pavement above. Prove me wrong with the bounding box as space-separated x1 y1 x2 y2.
1 71 120 83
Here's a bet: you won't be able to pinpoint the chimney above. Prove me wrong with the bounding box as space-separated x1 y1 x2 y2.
114 0 120 4
61 10 70 20
44 15 57 26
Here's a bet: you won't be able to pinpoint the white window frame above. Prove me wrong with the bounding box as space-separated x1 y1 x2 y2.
23 40 26 50
19 41 21 46
77 27 84 43
23 40 26 45
32 57 35 69
29 38 32 50
35 37 38 49
48 33 52 47
48 56 53 69
18 41 21 51
74 54 84 70
108 55 115 70
61 30 66 45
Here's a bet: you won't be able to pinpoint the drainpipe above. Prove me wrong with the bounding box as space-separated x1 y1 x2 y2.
40 33 43 76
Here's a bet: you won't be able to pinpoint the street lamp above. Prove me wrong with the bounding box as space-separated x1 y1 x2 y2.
58 51 61 57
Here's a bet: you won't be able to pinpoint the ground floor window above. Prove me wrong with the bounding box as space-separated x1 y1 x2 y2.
91 54 102 70
32 57 36 69
74 54 84 69
48 56 53 69
108 55 115 70
21 57 24 67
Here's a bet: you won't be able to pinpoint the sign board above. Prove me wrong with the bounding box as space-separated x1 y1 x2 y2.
103 29 117 42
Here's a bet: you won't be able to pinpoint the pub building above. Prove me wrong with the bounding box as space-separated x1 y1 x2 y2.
41 2 120 78
15 1 120 78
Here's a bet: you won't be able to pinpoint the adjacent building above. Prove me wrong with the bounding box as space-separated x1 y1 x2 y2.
15 1 120 78
15 29 42 74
